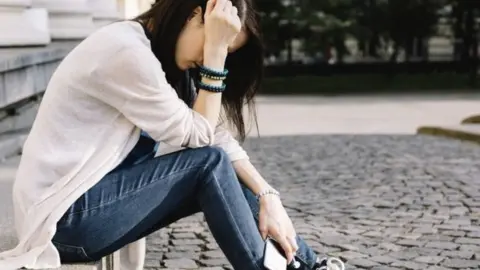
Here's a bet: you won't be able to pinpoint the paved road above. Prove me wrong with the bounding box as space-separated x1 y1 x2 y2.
1 134 479 269
141 134 480 270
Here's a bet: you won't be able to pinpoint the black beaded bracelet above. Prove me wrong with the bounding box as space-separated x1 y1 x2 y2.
197 81 226 92
199 65 229 78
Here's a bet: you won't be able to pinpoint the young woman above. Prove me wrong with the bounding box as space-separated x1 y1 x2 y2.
0 0 345 269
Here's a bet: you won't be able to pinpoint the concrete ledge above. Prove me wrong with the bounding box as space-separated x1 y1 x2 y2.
0 131 28 161
0 164 104 270
0 96 41 161
0 42 78 109
0 42 77 73
461 114 480 124
41 261 102 270
417 124 480 144
0 41 115 269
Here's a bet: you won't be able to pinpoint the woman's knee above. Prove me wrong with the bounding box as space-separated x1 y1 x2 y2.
196 146 231 167
194 146 238 181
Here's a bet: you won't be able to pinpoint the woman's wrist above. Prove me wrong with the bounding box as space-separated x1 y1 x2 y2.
200 76 223 87
203 44 228 70
247 178 272 196
256 187 280 201
199 65 228 89
258 191 282 207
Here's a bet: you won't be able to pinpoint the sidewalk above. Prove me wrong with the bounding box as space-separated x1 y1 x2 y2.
251 94 480 136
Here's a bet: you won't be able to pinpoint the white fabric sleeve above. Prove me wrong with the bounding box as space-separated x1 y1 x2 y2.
212 124 249 161
155 122 249 162
86 47 215 148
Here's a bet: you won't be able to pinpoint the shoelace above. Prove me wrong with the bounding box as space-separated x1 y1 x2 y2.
316 257 345 270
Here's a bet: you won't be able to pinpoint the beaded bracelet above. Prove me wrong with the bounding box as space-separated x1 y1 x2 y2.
199 65 229 80
197 81 226 92
256 188 280 201
201 73 227 81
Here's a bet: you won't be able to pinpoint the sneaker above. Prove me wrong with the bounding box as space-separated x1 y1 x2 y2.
313 257 345 270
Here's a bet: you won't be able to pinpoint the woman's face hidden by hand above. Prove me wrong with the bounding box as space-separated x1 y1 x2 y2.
175 5 248 70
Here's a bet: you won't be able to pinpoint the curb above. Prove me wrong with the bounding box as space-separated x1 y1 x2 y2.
417 125 480 144
461 115 480 124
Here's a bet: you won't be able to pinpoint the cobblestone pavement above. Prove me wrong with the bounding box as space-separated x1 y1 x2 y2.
144 135 480 270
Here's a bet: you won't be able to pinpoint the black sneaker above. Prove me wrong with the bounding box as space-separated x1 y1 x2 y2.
312 256 345 270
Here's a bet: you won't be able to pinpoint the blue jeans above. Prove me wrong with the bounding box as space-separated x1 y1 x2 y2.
52 138 319 269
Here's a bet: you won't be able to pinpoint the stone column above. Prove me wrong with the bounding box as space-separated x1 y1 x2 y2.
123 0 140 19
0 0 50 46
89 0 122 29
116 0 125 19
32 0 96 40
138 0 153 14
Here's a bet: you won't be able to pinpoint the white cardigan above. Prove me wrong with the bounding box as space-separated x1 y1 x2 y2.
0 21 248 270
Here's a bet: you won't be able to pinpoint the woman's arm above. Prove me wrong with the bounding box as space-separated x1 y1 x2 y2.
233 159 272 194
87 47 216 148
213 124 271 193
214 127 299 262
193 48 227 129
194 0 241 129
233 153 299 264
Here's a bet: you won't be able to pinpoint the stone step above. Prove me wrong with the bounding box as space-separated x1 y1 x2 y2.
0 41 77 110
0 131 27 161
41 261 102 270
417 124 480 144
0 157 117 270
0 158 105 270
0 4 51 46
32 0 96 40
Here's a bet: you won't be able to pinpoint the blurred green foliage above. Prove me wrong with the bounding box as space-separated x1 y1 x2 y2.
257 0 478 64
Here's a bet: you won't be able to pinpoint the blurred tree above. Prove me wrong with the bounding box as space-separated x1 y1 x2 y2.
446 0 479 86
296 0 358 63
279 1 301 64
257 0 448 63
450 0 466 60
387 0 445 62
353 0 387 59
256 0 287 58
449 0 479 60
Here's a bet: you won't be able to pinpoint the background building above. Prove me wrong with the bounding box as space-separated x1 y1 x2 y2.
120 0 153 19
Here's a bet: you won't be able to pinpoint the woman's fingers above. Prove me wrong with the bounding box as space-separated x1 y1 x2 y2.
259 212 268 240
214 0 227 12
223 0 232 12
286 222 299 252
276 235 294 263
231 6 238 16
269 226 294 263
287 233 299 253
205 0 216 14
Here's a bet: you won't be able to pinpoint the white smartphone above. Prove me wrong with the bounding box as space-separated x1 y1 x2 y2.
263 238 288 270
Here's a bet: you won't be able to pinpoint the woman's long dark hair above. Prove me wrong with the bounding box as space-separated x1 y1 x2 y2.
134 0 263 142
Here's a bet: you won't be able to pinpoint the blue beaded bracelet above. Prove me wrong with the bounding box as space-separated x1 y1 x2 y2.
199 65 229 78
197 81 226 92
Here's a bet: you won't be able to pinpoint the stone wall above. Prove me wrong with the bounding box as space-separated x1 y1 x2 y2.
0 42 78 109
0 0 121 110
0 1 122 159
0 42 79 159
